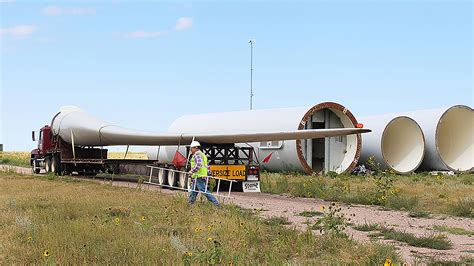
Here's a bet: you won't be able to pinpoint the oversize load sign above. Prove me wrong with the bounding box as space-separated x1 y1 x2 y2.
210 165 246 180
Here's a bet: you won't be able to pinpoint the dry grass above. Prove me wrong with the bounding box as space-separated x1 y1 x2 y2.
261 172 474 218
0 171 400 264
353 223 453 250
0 152 30 167
433 225 474 236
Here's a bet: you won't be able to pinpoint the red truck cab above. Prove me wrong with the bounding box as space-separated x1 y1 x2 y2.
30 125 53 173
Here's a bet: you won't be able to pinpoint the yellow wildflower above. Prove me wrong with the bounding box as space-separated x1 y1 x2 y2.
140 216 146 222
27 236 33 242
43 249 50 257
194 227 202 233
186 251 193 257
384 257 392 266
320 205 326 211
114 217 120 225
207 237 213 241
240 222 244 227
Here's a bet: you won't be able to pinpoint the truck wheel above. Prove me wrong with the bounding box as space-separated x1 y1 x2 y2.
178 172 188 189
51 157 62 176
167 171 178 188
44 158 52 173
158 168 168 185
32 160 40 174
187 178 194 191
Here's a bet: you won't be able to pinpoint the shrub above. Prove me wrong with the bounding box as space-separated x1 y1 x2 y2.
385 195 418 210
448 198 473 218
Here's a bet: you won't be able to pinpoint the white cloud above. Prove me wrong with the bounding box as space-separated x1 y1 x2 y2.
175 17 193 31
0 25 36 37
42 6 96 16
124 17 193 39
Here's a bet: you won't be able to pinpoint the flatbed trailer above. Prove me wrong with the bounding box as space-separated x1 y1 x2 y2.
30 125 261 192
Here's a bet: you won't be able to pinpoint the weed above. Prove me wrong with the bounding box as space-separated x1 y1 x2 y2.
373 175 398 205
353 223 379 232
379 227 453 250
298 211 324 217
428 256 474 265
386 195 418 211
408 210 431 218
461 175 473 185
448 198 473 218
433 225 473 236
263 216 291 226
313 203 349 237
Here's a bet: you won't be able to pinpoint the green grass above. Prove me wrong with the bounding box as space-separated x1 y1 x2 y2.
433 225 474 236
448 198 473 218
352 223 453 250
0 170 401 264
260 172 474 218
378 227 453 250
428 256 474 265
298 211 324 217
0 152 31 167
353 223 380 232
408 210 431 218
263 216 292 226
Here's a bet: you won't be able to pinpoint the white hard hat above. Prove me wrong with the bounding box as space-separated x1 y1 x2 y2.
190 141 201 148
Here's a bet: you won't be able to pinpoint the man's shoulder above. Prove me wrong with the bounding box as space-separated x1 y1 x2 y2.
194 151 203 159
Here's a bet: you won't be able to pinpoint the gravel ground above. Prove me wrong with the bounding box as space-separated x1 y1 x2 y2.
2 165 473 263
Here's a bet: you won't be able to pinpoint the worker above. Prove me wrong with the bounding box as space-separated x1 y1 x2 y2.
188 141 220 207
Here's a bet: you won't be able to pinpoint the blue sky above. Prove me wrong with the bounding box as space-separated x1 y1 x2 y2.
1 0 472 151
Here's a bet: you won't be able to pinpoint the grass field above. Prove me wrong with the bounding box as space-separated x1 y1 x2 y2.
2 151 472 218
0 170 400 264
260 172 474 218
0 152 30 167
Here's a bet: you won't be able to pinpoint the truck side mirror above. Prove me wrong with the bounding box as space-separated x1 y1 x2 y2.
32 131 36 141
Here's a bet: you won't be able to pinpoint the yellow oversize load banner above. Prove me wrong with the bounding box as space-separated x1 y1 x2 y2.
209 165 246 180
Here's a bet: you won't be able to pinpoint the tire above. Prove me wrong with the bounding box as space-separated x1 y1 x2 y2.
187 178 194 192
51 157 62 175
167 171 178 188
178 172 188 189
44 158 51 173
32 160 40 174
158 168 168 185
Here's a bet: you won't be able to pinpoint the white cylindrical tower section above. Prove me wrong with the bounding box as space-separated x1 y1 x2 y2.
360 115 425 174
153 102 362 175
381 117 425 173
435 106 473 172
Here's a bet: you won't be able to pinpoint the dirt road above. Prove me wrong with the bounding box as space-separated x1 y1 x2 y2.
2 165 472 263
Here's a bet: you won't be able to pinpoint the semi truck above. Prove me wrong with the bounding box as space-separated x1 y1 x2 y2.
29 106 369 190
30 124 260 191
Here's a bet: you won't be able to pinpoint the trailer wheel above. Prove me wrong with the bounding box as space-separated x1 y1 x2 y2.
158 168 168 185
44 158 52 173
178 172 188 189
51 157 62 175
32 160 40 174
167 171 178 188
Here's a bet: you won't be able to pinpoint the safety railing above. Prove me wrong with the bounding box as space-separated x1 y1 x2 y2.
145 165 238 199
